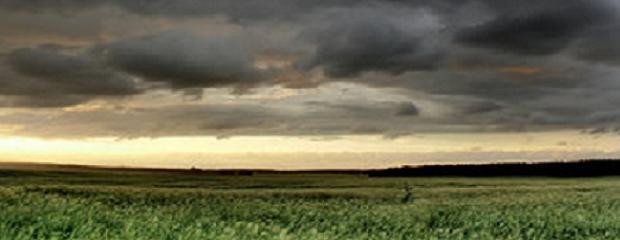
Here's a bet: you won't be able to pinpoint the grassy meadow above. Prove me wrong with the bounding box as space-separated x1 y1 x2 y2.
1 166 620 239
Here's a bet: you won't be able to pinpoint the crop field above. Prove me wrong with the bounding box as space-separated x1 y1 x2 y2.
1 167 620 239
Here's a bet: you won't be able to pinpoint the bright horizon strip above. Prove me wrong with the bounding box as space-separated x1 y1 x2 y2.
2 131 620 169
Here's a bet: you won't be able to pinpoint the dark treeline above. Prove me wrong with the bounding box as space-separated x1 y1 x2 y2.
3 159 620 177
367 159 620 177
191 159 620 177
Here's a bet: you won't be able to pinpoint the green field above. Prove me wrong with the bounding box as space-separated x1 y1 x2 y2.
1 167 620 239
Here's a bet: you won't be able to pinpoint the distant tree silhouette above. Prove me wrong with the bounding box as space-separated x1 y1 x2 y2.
368 159 620 177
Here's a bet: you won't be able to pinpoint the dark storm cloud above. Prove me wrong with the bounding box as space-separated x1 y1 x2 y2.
0 0 446 20
454 0 616 55
299 8 442 77
96 31 264 89
0 46 140 107
570 24 620 66
0 0 618 136
0 29 278 108
355 60 588 104
0 0 323 19
7 47 139 95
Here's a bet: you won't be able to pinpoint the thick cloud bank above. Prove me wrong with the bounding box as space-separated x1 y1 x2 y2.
0 0 618 137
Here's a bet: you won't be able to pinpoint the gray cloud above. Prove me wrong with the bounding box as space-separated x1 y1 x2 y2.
0 95 89 108
0 46 140 107
394 102 420 117
0 0 618 136
454 0 616 55
299 7 442 77
96 31 264 89
570 24 620 65
0 0 437 21
8 47 139 95
0 99 426 138
451 100 503 115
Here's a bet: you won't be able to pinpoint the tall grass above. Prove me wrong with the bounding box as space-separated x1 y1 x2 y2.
1 170 620 239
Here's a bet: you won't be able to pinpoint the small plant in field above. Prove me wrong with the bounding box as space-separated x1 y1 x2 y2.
401 182 414 203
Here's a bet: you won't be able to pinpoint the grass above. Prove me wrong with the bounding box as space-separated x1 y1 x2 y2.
1 168 620 239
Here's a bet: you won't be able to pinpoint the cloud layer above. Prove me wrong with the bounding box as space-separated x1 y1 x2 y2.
0 0 618 137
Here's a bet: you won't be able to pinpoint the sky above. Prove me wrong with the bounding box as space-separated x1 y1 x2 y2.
0 0 620 169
